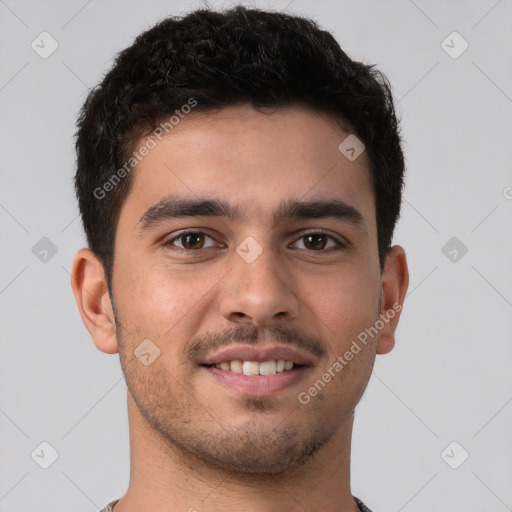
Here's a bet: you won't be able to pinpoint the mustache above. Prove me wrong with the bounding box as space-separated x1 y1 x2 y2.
186 324 327 361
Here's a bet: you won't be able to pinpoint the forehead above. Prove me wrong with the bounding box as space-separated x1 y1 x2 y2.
119 104 375 231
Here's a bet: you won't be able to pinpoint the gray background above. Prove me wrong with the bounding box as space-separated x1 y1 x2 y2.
1 0 511 511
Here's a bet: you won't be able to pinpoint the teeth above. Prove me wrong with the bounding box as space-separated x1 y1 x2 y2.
259 360 276 376
242 361 260 375
212 359 297 375
230 360 243 374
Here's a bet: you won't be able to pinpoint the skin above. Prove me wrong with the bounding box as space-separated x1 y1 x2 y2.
71 104 408 512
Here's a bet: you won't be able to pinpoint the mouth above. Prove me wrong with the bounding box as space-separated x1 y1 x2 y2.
199 344 315 396
203 359 302 375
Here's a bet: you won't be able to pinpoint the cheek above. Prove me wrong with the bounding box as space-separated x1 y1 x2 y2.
114 257 220 340
314 271 379 401
114 257 174 335
306 266 380 333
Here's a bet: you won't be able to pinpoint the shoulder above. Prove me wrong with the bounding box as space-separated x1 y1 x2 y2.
354 496 375 512
98 499 120 512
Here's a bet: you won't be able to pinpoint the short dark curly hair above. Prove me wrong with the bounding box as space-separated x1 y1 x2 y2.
74 5 405 291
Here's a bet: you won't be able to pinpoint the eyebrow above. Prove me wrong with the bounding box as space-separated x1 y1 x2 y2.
135 195 367 235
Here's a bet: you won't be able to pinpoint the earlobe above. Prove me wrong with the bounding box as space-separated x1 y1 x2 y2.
70 248 119 354
376 245 409 355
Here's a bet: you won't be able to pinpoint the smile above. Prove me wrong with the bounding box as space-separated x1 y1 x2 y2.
206 359 299 376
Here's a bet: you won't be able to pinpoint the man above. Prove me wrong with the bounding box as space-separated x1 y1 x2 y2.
70 5 408 511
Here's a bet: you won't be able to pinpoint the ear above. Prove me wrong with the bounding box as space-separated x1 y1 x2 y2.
70 248 119 354
376 245 409 355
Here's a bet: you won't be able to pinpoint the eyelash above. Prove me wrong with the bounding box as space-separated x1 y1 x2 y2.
162 229 346 253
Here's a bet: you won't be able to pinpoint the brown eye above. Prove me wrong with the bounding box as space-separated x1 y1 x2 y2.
303 233 328 250
291 232 343 251
165 231 219 251
180 233 205 250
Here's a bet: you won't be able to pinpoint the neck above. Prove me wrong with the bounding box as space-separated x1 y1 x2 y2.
113 393 360 512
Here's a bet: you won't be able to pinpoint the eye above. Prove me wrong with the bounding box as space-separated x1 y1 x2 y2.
162 229 345 254
163 230 223 251
290 231 344 251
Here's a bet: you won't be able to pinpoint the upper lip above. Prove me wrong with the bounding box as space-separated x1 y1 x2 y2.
201 344 316 366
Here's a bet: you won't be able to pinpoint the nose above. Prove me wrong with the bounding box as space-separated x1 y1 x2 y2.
219 242 299 328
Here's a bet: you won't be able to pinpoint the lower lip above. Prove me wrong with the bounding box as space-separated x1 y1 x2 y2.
201 366 311 396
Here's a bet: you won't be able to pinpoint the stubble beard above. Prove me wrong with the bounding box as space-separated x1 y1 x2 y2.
115 332 336 476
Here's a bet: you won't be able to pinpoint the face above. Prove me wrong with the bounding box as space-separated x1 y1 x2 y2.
108 104 389 474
